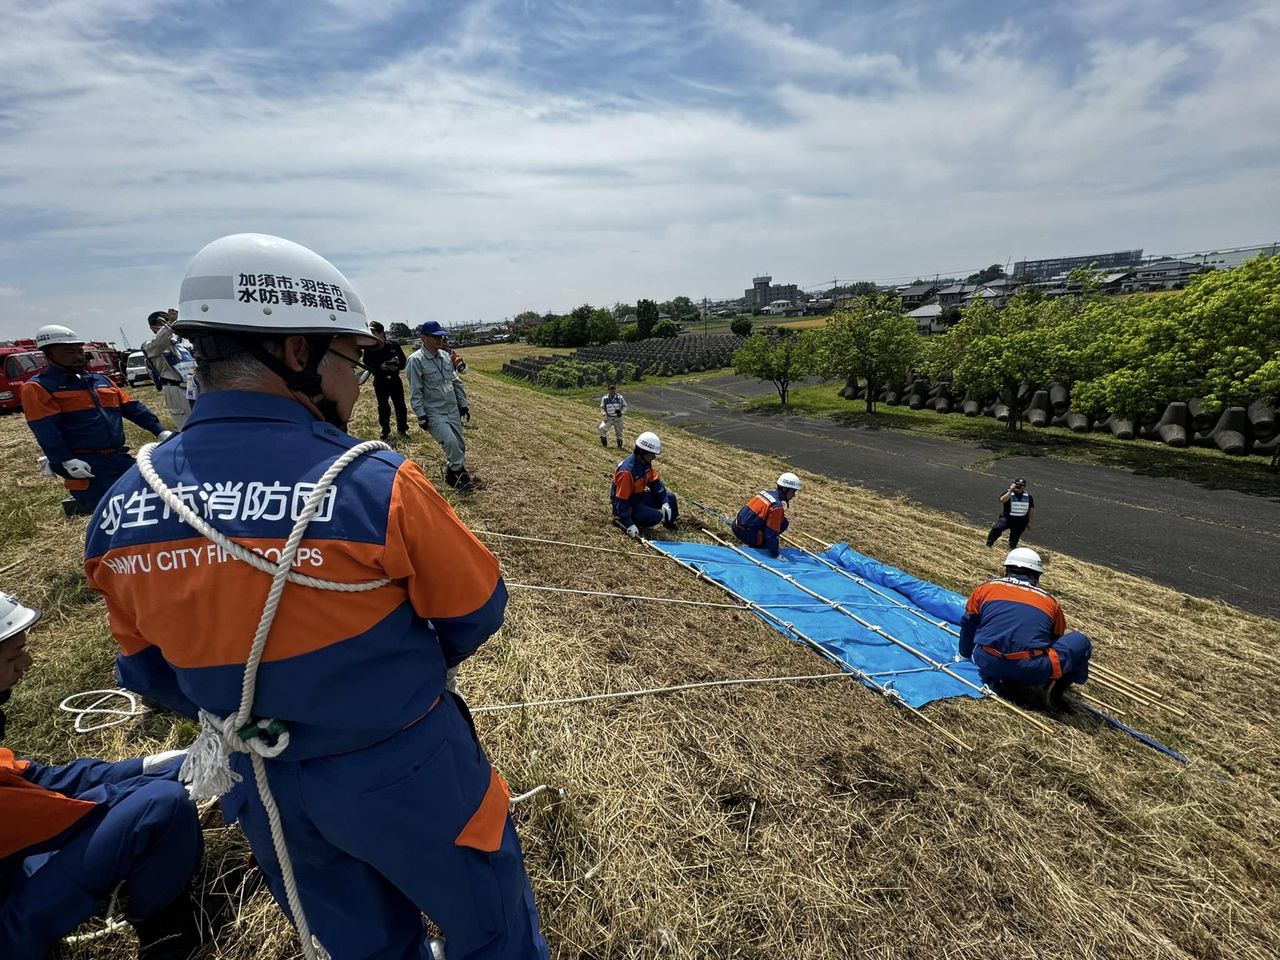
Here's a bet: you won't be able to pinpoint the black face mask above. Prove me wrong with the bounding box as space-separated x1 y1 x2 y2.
314 398 349 432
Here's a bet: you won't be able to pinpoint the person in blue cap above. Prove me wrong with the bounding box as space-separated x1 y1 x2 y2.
407 320 473 489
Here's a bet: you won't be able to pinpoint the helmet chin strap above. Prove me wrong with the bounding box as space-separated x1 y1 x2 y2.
240 335 348 431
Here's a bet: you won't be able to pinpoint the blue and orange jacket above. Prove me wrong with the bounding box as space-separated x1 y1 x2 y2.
83 391 507 761
611 452 666 525
958 575 1067 660
21 367 163 477
733 489 789 557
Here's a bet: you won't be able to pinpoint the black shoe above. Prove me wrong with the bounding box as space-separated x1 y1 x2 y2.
398 429 410 438
61 496 92 518
455 470 474 491
444 467 459 488
133 890 203 960
600 437 608 447
379 433 390 442
616 439 623 449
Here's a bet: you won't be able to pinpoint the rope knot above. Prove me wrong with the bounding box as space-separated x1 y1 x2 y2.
179 710 291 801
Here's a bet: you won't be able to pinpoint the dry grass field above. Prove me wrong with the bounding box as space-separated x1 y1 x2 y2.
1 366 1277 959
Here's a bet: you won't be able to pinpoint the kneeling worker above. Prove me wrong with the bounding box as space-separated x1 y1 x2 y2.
612 430 678 538
732 472 801 558
958 548 1092 706
0 592 204 959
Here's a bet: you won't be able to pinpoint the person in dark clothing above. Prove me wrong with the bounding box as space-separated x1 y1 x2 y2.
360 321 410 441
986 477 1034 548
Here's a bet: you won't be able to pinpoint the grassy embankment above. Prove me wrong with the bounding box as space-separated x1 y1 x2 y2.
1 354 1277 959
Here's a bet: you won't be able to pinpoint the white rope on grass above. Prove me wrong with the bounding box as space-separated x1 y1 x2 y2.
472 529 666 559
507 581 833 610
59 688 147 732
473 671 848 714
137 439 393 960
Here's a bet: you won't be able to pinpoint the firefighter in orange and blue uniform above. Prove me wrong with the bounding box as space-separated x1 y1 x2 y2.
731 472 802 558
0 592 205 959
611 430 678 537
958 548 1092 704
84 233 548 960
21 325 171 514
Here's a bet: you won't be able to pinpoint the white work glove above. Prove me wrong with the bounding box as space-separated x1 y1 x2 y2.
660 502 673 523
157 430 175 441
626 524 640 539
444 666 459 694
62 458 94 479
37 456 54 478
142 748 187 774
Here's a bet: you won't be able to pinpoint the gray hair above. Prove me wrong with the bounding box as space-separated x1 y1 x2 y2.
197 341 345 392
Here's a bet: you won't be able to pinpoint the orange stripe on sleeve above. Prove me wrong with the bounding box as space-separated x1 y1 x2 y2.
614 470 634 500
20 381 62 421
383 460 501 621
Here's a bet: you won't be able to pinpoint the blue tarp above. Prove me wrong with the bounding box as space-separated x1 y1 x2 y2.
652 541 983 709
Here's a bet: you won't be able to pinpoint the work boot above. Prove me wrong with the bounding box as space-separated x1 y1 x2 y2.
132 890 203 960
62 496 92 518
455 469 474 491
380 432 390 442
600 436 608 447
1047 677 1072 708
616 438 623 449
444 467 459 488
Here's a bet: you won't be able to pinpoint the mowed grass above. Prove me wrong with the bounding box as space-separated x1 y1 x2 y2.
1 371 1278 960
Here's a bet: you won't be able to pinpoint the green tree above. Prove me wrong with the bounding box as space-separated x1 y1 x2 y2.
388 322 412 341
951 295 1054 431
966 264 1007 284
730 316 753 336
652 318 678 338
636 299 659 339
732 330 812 407
563 304 593 347
809 294 921 413
587 307 619 345
619 322 641 343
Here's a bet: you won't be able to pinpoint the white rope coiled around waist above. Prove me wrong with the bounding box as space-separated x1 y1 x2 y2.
136 438 392 960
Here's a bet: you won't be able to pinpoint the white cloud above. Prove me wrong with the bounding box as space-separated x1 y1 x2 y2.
0 1 1277 343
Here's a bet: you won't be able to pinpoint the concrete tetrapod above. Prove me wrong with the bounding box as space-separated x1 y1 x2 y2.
1154 401 1191 447
1197 406 1249 455
1187 397 1214 433
1065 411 1091 433
1247 400 1277 440
1048 382 1071 416
1025 390 1052 427
961 393 980 417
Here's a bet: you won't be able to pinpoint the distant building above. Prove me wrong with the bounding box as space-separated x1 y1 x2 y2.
1175 243 1279 271
907 303 947 335
1120 260 1211 293
745 275 801 310
1012 250 1143 281
896 282 939 307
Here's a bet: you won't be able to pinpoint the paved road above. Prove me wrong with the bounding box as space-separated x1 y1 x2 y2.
626 374 1280 619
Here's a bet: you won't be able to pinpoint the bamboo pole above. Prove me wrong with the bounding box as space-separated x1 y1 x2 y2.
641 538 973 752
1090 662 1164 700
1077 689 1128 716
698 527 1055 736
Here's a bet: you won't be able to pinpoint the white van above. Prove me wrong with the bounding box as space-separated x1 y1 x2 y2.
125 351 151 387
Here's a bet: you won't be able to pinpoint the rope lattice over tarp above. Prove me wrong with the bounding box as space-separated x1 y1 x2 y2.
648 540 985 709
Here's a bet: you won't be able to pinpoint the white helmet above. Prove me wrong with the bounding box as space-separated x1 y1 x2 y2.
1004 547 1044 574
777 472 802 491
175 234 373 344
34 324 85 350
635 431 662 455
0 592 40 643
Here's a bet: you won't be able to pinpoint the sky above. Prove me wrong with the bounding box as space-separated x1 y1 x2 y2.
1 0 1278 345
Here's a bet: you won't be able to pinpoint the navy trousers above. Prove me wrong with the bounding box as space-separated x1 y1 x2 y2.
0 759 201 959
986 515 1028 548
224 693 549 960
972 631 1092 687
620 490 679 530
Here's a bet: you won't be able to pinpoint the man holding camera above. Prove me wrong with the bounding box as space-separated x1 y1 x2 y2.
986 477 1034 549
